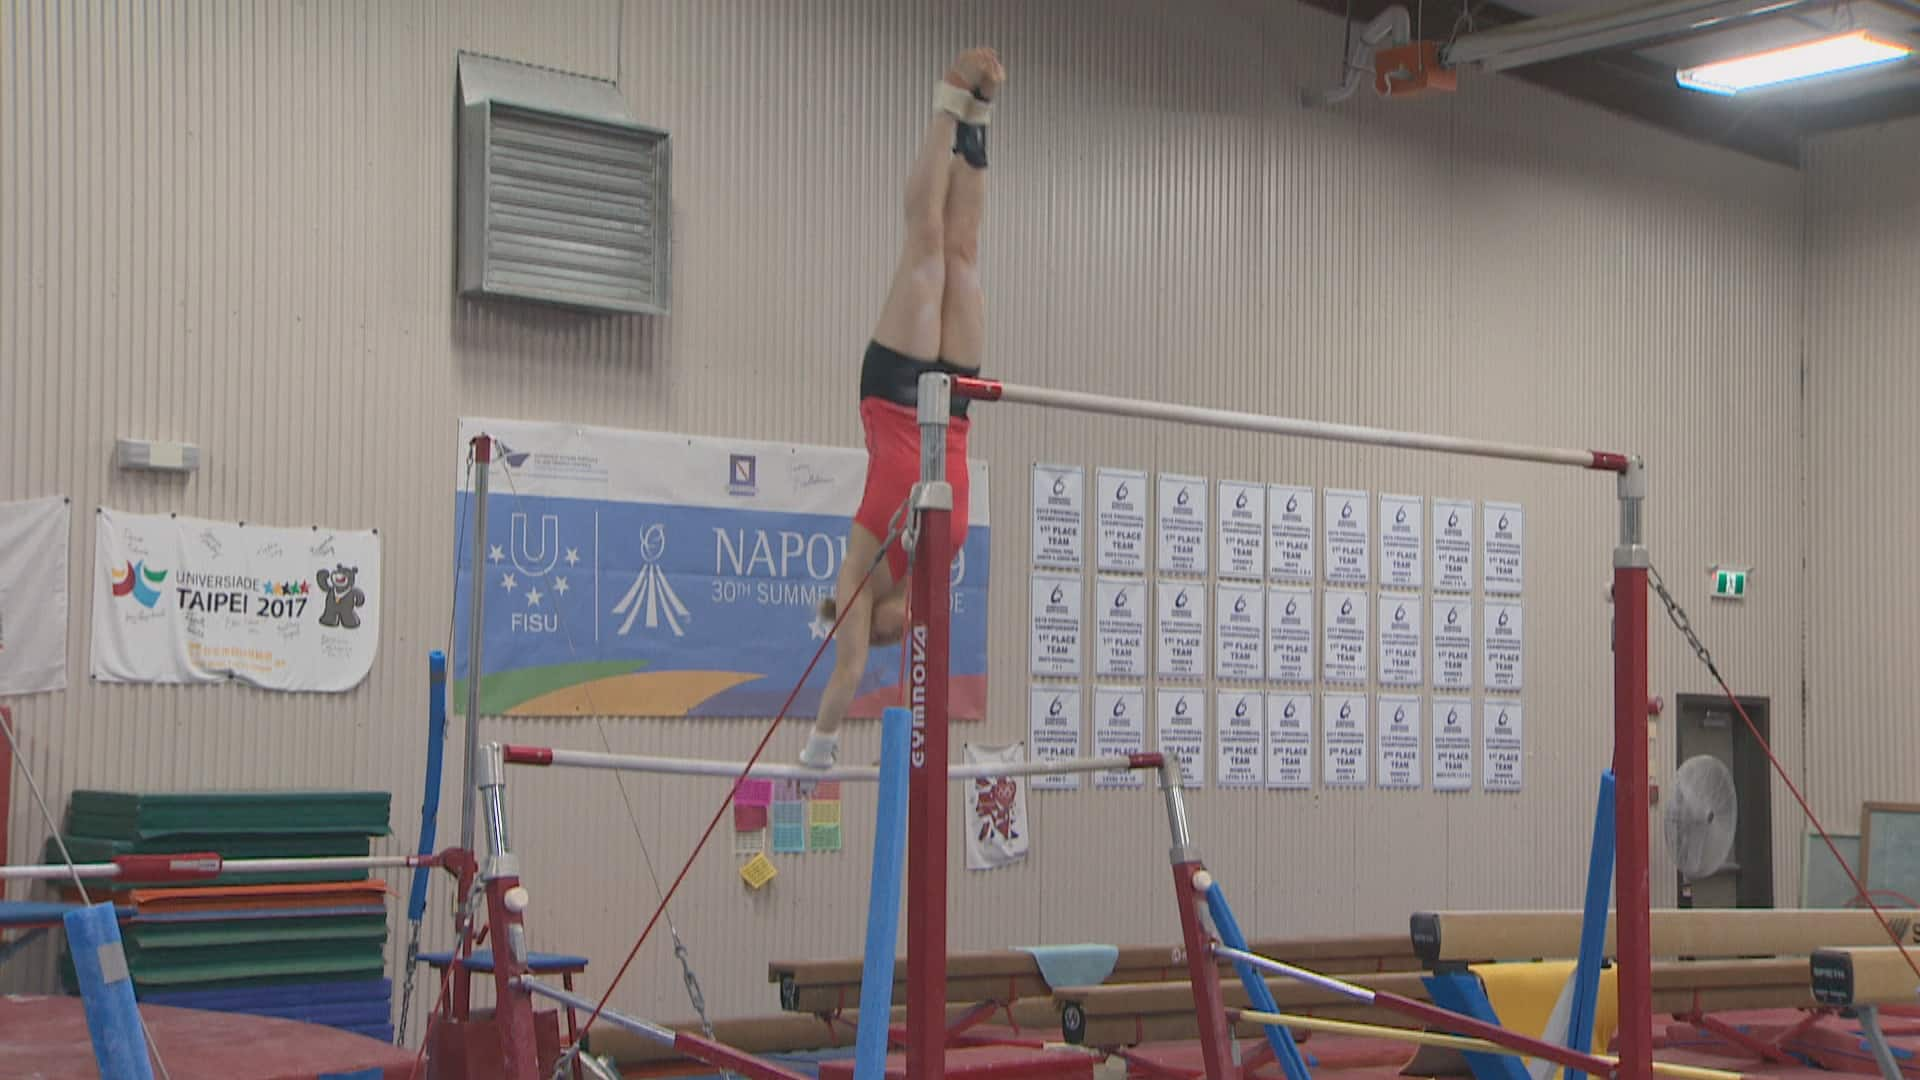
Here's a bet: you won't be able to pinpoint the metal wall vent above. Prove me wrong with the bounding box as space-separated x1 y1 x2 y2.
456 52 670 315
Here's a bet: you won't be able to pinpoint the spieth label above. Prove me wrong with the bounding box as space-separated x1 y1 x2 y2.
1216 691 1264 789
1484 502 1524 595
1093 687 1147 790
1029 572 1084 677
1377 594 1423 687
1217 480 1266 580
1214 582 1265 680
1268 485 1315 584
1322 588 1369 685
1483 700 1523 792
1379 494 1424 590
1156 688 1207 789
1157 473 1209 575
1157 581 1208 680
1266 692 1313 789
1433 499 1474 593
1267 586 1314 684
1029 686 1083 791
1432 697 1473 791
1094 577 1148 679
1432 596 1474 691
1031 464 1085 571
1377 693 1423 790
1484 601 1524 692
1095 468 1149 574
1324 489 1371 586
1322 692 1369 787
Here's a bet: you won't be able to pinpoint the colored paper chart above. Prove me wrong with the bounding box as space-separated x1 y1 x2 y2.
739 853 778 890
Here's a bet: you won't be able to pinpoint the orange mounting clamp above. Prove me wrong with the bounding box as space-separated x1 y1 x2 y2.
1374 41 1456 98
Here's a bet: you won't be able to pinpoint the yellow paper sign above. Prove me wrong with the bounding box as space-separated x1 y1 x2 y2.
739 852 778 890
808 799 842 826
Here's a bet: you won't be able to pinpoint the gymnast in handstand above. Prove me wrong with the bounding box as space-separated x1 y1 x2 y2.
800 48 1004 769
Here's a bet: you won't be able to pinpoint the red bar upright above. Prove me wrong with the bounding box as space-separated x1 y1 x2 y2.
1173 862 1241 1079
906 503 952 1079
1613 563 1652 1080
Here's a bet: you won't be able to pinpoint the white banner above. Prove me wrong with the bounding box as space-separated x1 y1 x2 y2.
1268 485 1315 584
1377 694 1423 790
1267 586 1313 684
1094 578 1148 679
1323 691 1369 787
1433 697 1474 791
1323 588 1368 685
1485 600 1524 692
1028 687 1083 791
1029 573 1083 677
91 510 380 691
1032 464 1085 570
1157 474 1208 575
1377 593 1423 687
1156 581 1207 680
1214 582 1264 681
0 496 71 695
1156 687 1206 789
1095 469 1148 574
1266 692 1313 789
1324 489 1370 586
1216 690 1264 789
1093 686 1147 790
1433 499 1474 593
1483 701 1524 792
1433 596 1474 692
1379 494 1423 590
1484 502 1524 595
964 742 1031 870
1216 481 1265 580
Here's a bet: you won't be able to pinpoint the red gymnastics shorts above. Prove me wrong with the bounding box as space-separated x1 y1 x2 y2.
854 397 971 583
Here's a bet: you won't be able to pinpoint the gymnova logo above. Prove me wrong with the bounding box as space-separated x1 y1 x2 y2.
613 524 688 637
111 561 169 609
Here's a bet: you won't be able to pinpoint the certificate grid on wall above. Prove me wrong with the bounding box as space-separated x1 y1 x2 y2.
1483 700 1523 792
1093 687 1147 789
1095 468 1149 574
1031 464 1085 571
1216 690 1264 789
1029 686 1083 790
1267 692 1313 789
1156 688 1207 789
1029 572 1083 678
1322 692 1369 787
1157 473 1208 575
1095 577 1148 679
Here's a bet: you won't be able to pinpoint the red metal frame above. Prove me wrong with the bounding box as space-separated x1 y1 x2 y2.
1615 563 1652 1080
483 873 540 1079
1688 1012 1801 1064
1173 861 1241 1079
907 500 953 1078
0 707 11 867
671 1032 811 1080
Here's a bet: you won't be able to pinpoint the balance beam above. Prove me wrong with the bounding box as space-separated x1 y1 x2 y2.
770 936 1416 1015
1811 946 1920 1007
1411 908 1920 966
1057 958 1816 1050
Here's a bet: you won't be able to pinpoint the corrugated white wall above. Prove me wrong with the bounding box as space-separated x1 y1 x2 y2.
1804 117 1920 829
2 0 1809 1032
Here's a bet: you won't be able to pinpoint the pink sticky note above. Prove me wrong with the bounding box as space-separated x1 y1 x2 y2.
734 779 773 807
734 803 769 832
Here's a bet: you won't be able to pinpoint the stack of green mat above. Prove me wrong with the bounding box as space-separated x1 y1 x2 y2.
49 788 398 1040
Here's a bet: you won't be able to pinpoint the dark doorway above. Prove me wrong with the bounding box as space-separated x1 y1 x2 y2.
1673 694 1775 908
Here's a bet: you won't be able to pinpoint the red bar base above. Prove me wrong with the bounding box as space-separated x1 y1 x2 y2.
424 1007 562 1080
820 1046 1095 1079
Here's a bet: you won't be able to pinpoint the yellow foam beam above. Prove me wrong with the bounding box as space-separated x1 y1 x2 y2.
1238 1010 1747 1080
1411 908 1920 964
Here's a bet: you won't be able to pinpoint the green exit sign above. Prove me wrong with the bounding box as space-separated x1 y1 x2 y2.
1712 566 1749 600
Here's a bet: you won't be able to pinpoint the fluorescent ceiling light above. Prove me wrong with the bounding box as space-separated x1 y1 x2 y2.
1677 30 1913 95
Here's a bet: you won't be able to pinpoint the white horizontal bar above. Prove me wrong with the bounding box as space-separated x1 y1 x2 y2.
517 977 674 1045
969 379 1611 471
1216 944 1378 1004
0 853 429 882
506 746 1161 783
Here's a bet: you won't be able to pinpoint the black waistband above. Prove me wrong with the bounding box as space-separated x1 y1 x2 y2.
861 342 974 418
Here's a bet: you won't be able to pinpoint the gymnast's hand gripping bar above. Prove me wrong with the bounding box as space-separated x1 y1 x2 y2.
500 744 1164 782
949 376 1631 472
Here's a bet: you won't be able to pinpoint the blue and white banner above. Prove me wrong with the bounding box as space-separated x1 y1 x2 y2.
452 418 991 719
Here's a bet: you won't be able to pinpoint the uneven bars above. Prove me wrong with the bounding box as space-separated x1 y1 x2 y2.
951 377 1630 472
501 744 1165 782
0 852 439 883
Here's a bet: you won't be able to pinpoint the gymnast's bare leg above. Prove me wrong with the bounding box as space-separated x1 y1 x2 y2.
801 49 1002 768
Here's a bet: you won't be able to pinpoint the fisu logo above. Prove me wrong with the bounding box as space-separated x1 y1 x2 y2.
612 524 688 637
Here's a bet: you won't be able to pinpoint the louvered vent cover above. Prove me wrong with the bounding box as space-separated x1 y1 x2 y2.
457 53 670 315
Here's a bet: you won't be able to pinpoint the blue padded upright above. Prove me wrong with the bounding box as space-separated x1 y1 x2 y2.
1423 971 1531 1080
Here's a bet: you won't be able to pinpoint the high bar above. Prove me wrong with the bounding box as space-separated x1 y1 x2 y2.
501 744 1165 782
0 852 438 883
951 376 1630 473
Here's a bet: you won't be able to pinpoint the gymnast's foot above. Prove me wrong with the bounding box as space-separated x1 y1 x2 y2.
798 729 839 769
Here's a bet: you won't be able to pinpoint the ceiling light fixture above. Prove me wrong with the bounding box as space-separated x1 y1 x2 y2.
1676 30 1914 94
